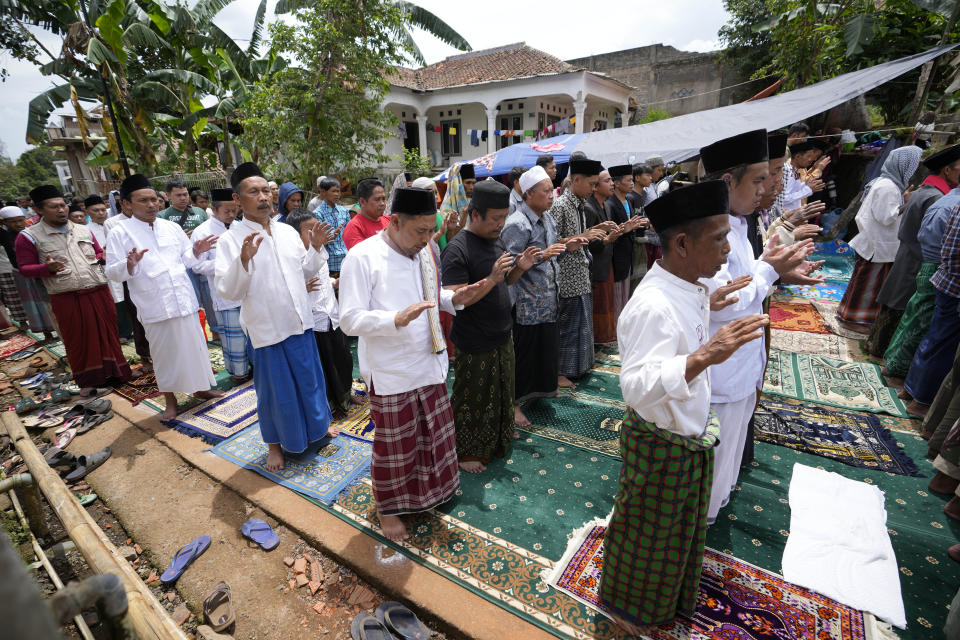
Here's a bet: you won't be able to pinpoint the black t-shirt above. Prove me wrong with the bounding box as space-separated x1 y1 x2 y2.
441 230 513 354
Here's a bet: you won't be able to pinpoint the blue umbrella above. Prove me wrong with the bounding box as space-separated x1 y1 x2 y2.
434 134 588 182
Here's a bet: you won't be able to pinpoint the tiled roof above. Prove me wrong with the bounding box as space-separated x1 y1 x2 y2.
393 43 580 90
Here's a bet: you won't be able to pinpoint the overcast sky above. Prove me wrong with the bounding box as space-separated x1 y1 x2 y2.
1 0 730 160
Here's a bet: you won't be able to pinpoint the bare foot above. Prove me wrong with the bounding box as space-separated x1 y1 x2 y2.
265 443 285 471
558 376 577 388
514 406 531 427
326 423 341 438
349 394 365 405
378 511 409 542
195 389 225 399
140 360 154 374
160 392 178 421
459 460 486 473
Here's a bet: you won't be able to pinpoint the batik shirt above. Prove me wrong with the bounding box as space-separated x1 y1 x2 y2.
548 189 591 299
501 202 559 325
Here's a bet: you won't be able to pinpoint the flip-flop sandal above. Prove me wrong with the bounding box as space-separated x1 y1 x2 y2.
54 428 77 449
375 602 431 640
7 348 39 361
77 412 113 435
83 397 112 414
63 447 112 482
24 414 65 430
160 535 211 584
56 415 85 434
23 408 62 428
43 446 75 468
240 518 280 551
76 493 98 506
351 613 394 640
19 373 44 387
203 582 236 632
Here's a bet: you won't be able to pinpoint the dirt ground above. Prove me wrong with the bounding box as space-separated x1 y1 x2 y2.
0 345 452 640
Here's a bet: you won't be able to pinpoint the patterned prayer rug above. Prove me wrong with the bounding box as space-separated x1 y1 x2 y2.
810 299 869 339
211 425 371 504
776 281 847 303
39 339 64 360
165 381 257 444
544 524 870 640
335 400 374 443
763 349 908 417
111 371 161 406
0 333 37 359
769 300 831 334
769 329 854 360
810 239 856 284
754 399 921 476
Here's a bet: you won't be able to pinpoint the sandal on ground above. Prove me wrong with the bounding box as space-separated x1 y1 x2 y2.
351 614 394 640
160 535 211 584
22 412 65 430
195 625 233 640
240 518 279 551
63 447 112 482
202 582 236 632
7 348 40 361
375 601 430 640
76 493 98 506
77 387 112 399
15 397 46 415
43 446 76 469
54 428 77 449
77 412 113 435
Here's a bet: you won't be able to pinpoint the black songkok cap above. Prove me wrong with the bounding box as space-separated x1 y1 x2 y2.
788 139 820 155
608 164 632 179
768 133 788 160
230 162 264 190
470 179 510 211
69 202 82 213
391 187 437 215
569 159 603 177
211 188 234 203
29 185 63 205
119 174 153 200
646 180 730 234
700 129 768 175
459 163 475 181
924 143 960 174
83 194 104 208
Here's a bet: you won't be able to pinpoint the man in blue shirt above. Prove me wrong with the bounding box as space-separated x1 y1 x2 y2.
313 177 351 276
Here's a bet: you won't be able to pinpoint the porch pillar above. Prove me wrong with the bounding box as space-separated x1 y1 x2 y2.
485 107 497 154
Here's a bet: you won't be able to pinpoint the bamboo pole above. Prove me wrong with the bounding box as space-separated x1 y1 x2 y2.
1 412 188 640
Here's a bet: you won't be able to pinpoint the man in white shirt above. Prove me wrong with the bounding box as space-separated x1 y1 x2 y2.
599 180 767 636
104 196 149 364
699 130 820 524
216 163 334 472
339 187 488 543
192 188 250 382
642 154 665 206
105 174 223 421
781 140 827 213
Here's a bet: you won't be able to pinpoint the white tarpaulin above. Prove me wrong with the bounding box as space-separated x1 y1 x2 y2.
574 43 958 167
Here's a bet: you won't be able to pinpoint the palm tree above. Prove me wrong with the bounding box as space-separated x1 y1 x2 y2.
274 0 471 65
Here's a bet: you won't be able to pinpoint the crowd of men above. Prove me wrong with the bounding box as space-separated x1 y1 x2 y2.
7 123 960 635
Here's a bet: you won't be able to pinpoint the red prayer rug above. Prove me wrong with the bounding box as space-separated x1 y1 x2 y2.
0 333 37 360
111 371 161 406
769 300 832 334
543 522 868 640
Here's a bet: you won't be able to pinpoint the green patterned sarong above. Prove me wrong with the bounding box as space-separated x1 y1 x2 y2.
451 339 515 463
599 408 718 625
884 261 938 377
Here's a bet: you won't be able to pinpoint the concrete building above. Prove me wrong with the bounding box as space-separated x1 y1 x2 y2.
382 43 634 170
44 109 109 196
567 44 742 123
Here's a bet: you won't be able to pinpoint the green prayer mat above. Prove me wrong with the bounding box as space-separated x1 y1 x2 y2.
763 349 908 417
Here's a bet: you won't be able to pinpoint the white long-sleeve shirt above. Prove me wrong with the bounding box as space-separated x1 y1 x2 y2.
100 215 128 303
104 217 201 324
214 216 324 349
307 248 339 332
618 262 711 438
191 217 240 312
781 162 813 213
339 233 456 396
702 214 778 403
848 177 903 263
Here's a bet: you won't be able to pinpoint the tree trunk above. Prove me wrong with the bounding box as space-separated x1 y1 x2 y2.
908 0 960 124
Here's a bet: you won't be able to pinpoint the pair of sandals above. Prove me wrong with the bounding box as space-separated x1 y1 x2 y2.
351 603 430 640
160 520 279 586
43 445 112 483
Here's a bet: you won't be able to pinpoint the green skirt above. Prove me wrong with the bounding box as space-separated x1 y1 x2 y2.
599 409 718 625
451 339 515 463
883 262 939 377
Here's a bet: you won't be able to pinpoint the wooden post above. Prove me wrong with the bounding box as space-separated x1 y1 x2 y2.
1 412 188 640
907 0 960 125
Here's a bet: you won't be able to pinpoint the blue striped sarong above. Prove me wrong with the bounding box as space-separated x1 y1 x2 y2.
214 307 251 378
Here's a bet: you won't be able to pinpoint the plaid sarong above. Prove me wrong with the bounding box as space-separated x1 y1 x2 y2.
837 256 890 325
0 272 26 324
369 382 459 516
599 408 718 625
215 307 250 378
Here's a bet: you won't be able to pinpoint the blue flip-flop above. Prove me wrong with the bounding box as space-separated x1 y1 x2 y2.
240 518 279 551
375 601 430 640
160 535 211 584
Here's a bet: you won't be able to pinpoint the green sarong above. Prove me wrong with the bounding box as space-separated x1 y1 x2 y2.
599 408 719 626
883 262 938 377
451 339 515 463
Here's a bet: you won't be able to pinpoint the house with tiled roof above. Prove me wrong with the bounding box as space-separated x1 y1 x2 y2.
381 43 634 170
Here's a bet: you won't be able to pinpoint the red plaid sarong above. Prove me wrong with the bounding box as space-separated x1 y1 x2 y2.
369 382 460 516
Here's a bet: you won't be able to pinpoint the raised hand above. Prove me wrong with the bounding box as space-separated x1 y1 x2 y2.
762 237 814 276
126 248 148 275
240 232 263 271
489 253 515 284
192 234 218 258
814 155 831 172
903 185 917 203
698 313 769 365
805 176 825 193
709 274 753 311
313 221 337 246
305 275 324 293
395 301 435 328
792 224 822 241
451 279 489 307
787 200 827 225
44 255 66 274
540 243 566 260
780 259 825 285
582 228 607 243
515 246 541 271
591 221 618 234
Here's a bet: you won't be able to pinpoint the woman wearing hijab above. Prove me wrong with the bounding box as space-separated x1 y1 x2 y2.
837 145 923 326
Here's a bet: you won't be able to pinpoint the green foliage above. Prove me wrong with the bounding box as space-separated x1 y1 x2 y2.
0 145 61 201
400 147 433 177
638 108 674 124
238 0 412 187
